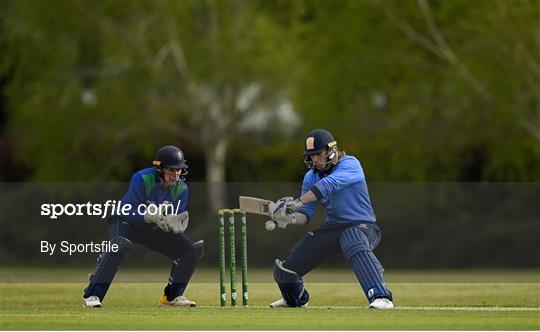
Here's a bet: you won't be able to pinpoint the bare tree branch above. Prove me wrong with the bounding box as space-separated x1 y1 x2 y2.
207 0 221 75
383 1 495 104
416 0 494 104
159 2 191 81
519 120 540 141
396 22 447 59
417 0 456 62
153 43 172 68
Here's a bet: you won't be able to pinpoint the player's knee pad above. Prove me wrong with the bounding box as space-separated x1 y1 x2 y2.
340 226 371 262
172 240 204 275
340 226 392 302
91 236 133 282
186 240 204 259
273 259 309 307
111 236 134 255
84 236 133 300
166 240 204 299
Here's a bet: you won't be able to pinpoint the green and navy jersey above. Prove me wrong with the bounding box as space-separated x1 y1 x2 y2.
298 155 376 225
120 167 188 228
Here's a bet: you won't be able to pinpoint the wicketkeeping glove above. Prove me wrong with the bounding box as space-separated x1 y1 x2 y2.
163 211 189 234
144 210 189 234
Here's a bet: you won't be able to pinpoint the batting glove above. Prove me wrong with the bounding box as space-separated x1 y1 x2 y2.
285 198 303 214
268 199 297 230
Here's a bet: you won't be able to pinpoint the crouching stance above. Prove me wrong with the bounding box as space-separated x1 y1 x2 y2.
83 145 203 308
268 129 393 309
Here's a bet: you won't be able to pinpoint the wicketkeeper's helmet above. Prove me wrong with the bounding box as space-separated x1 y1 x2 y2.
153 145 188 170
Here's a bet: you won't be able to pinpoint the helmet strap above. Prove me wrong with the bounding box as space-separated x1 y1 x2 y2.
155 166 187 183
304 146 339 173
155 166 164 179
321 146 338 170
304 156 315 170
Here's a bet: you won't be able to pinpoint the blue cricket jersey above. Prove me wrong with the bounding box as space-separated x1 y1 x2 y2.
119 168 188 228
297 155 376 225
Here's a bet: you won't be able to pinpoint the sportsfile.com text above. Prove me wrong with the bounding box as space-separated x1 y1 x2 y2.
40 200 182 220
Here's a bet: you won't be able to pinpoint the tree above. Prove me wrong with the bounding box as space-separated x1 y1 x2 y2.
289 0 540 181
2 1 293 209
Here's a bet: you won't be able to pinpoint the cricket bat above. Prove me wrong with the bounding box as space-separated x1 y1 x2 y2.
238 196 273 216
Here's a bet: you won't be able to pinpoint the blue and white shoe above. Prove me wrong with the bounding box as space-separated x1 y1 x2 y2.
83 295 102 308
369 298 394 309
269 298 308 308
160 295 197 307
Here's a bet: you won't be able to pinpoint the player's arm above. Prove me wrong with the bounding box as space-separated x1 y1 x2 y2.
271 172 316 227
290 212 308 225
311 157 363 200
120 173 148 226
166 187 190 233
298 190 317 204
145 186 189 234
293 172 317 225
275 158 363 217
174 186 189 214
282 191 315 225
122 175 189 234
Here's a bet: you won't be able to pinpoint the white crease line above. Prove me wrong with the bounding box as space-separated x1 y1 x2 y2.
394 306 539 312
205 306 539 312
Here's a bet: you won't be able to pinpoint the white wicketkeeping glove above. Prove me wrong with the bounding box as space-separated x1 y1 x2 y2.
144 212 169 232
163 211 189 234
144 210 189 234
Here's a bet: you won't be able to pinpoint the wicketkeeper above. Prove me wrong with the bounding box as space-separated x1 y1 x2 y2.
267 129 394 309
83 145 203 308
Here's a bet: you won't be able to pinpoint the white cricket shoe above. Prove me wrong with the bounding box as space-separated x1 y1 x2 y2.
269 298 308 308
369 297 394 309
83 295 102 308
160 295 197 307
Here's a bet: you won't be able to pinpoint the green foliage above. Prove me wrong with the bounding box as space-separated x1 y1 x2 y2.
289 0 540 181
1 0 538 181
1 1 291 181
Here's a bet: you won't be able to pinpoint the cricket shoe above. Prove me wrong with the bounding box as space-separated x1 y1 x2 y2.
160 295 197 307
83 295 102 308
269 298 308 308
368 297 394 309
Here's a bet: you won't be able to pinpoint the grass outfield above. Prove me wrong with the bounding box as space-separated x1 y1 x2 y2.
1 268 539 330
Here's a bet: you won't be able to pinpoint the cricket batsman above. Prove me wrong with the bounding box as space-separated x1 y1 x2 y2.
267 129 394 309
83 145 203 308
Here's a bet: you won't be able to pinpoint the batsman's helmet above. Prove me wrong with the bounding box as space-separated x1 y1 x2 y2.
303 129 337 156
303 129 338 172
153 145 188 170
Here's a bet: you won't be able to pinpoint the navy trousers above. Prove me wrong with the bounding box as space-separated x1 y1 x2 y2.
283 222 381 276
84 219 196 301
106 219 195 259
282 222 391 302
